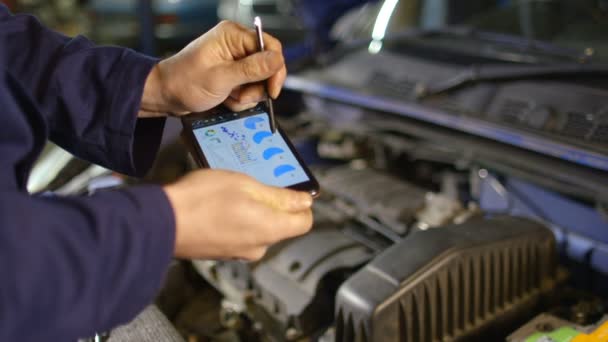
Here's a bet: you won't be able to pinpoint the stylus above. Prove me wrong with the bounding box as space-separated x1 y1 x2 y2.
254 16 277 134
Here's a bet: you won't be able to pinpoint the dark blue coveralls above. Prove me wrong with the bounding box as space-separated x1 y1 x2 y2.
0 5 175 341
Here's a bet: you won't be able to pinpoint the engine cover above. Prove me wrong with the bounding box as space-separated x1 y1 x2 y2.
251 229 373 340
319 166 428 235
335 216 557 342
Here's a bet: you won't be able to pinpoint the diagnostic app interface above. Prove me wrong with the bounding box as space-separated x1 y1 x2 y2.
193 111 310 187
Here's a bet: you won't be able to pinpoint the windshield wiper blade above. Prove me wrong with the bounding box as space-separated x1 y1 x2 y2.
322 25 590 65
427 26 592 63
416 63 608 99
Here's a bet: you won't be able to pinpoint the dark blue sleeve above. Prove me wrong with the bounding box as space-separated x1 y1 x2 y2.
0 5 177 341
0 187 176 341
0 4 164 176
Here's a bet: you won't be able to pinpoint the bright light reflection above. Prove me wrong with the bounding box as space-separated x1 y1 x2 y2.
369 0 399 54
368 40 383 54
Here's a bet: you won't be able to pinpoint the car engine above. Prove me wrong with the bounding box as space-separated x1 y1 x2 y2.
134 73 607 340
182 111 563 341
39 62 607 342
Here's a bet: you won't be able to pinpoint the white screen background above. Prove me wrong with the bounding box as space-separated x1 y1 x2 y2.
193 112 310 187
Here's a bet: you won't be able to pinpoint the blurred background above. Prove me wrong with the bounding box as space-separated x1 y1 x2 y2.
3 0 308 57
12 0 608 194
8 0 607 59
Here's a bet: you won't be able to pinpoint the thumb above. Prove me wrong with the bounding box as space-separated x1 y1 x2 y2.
248 184 313 212
227 51 284 86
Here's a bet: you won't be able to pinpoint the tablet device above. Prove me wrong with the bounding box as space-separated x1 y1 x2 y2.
181 106 320 197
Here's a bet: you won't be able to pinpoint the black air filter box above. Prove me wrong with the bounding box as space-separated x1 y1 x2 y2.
335 216 557 342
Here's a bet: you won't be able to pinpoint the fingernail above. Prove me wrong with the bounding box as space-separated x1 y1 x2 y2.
240 96 255 103
297 193 313 208
271 88 280 100
242 94 266 103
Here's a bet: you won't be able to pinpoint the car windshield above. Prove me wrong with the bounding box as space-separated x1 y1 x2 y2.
330 0 608 63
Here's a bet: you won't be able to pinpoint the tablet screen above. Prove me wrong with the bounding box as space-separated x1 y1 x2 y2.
192 110 311 188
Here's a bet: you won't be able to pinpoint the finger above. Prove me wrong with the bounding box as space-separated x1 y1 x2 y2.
258 34 286 99
234 84 267 103
227 50 284 86
247 183 313 212
224 97 259 112
215 21 251 60
230 85 266 104
227 23 283 58
268 64 287 99
281 209 314 237
218 21 282 57
255 208 314 244
241 247 268 261
229 85 243 101
219 22 286 97
261 32 283 55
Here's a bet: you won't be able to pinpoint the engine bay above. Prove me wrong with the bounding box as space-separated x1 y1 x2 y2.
146 86 608 341
38 73 608 341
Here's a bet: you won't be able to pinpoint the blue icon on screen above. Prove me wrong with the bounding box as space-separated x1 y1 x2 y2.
253 131 273 144
263 147 285 160
273 164 296 177
244 116 265 130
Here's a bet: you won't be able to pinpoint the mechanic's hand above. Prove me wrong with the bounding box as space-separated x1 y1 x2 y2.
140 20 287 117
163 170 313 260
